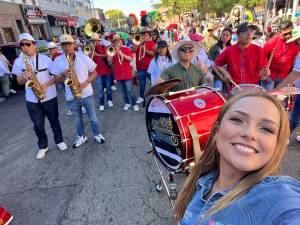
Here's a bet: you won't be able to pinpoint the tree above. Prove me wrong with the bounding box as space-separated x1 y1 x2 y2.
105 9 127 28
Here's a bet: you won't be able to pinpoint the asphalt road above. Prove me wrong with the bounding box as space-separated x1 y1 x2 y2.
0 85 299 225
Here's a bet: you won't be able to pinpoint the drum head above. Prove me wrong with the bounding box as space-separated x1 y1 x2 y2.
146 97 183 171
145 79 182 96
231 84 264 96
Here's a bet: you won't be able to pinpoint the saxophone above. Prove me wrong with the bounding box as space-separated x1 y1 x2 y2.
65 54 82 99
24 55 46 101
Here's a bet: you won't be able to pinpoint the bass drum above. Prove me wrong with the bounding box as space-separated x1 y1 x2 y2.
146 86 226 171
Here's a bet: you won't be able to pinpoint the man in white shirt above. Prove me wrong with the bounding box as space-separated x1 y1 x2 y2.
0 48 11 97
12 33 67 159
50 34 105 148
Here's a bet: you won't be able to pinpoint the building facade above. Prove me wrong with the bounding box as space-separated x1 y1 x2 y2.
0 1 28 44
39 0 77 36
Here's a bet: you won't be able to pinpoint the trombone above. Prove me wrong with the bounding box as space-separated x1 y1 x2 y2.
132 34 145 60
132 34 142 45
106 45 123 64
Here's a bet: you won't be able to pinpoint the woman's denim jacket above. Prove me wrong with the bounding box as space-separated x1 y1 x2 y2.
179 170 300 225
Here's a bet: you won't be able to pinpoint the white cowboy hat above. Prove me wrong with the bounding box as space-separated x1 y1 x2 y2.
171 40 201 61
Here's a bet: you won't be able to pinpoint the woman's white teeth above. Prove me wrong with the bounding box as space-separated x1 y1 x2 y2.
235 144 256 153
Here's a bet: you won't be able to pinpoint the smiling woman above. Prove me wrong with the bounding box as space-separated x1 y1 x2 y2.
174 90 300 225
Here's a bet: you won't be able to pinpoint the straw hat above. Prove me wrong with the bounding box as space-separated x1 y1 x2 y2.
171 40 201 60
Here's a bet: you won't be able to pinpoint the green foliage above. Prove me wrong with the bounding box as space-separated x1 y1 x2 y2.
105 9 127 28
159 0 264 17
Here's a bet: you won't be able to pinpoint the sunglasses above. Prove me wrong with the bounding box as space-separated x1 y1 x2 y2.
179 47 194 53
282 32 292 37
61 42 73 46
20 42 33 47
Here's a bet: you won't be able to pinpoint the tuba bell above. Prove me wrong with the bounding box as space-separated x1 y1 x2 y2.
84 18 102 37
106 45 117 57
132 34 141 45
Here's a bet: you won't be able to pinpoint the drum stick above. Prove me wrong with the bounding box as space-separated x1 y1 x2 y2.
229 79 242 90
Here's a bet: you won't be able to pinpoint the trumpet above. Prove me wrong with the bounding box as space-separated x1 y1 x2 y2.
84 44 95 58
106 45 117 57
132 34 142 45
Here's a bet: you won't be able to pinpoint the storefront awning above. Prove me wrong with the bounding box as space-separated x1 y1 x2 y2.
27 18 47 24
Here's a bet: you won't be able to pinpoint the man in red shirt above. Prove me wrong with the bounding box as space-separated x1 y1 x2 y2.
91 33 113 111
262 20 299 90
132 27 156 104
214 22 269 86
108 34 139 112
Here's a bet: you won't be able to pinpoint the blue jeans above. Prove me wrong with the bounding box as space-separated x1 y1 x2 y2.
290 95 300 131
26 97 63 149
119 80 136 105
261 78 283 90
137 70 151 98
96 75 112 106
67 96 100 136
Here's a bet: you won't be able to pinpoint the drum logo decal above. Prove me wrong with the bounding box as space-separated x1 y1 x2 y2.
151 117 174 134
194 99 206 109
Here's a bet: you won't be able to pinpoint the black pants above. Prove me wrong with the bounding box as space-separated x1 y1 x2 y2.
26 97 63 149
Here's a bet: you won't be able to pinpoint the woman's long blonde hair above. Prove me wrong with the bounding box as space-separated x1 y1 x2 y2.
173 91 290 224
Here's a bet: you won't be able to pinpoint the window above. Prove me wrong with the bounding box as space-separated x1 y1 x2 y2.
3 28 16 42
16 20 25 33
22 0 26 3
32 0 36 5
0 33 4 44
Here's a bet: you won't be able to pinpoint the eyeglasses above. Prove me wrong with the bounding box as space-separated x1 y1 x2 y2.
179 47 194 53
282 31 292 37
20 42 32 47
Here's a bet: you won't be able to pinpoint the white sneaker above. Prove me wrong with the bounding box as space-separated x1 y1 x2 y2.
108 100 114 107
72 135 88 148
103 88 107 93
296 135 300 143
36 147 49 159
82 107 86 114
136 97 144 104
94 134 105 144
99 105 105 111
111 85 117 91
113 80 117 84
123 104 131 111
66 110 72 116
10 89 17 94
57 142 68 151
133 105 139 112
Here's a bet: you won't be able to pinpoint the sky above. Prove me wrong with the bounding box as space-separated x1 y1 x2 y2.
93 0 162 16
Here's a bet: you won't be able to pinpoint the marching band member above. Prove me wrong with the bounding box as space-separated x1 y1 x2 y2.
158 40 207 92
214 22 269 86
47 42 62 61
12 33 67 159
262 21 298 90
50 34 105 148
108 34 139 111
132 27 156 104
147 40 174 85
90 33 113 111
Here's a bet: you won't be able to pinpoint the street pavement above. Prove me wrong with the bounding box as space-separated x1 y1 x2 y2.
0 85 299 225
